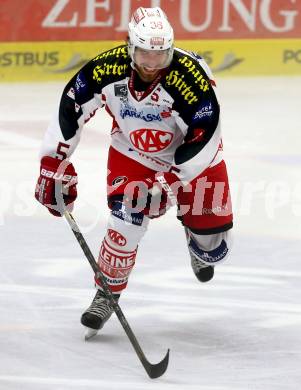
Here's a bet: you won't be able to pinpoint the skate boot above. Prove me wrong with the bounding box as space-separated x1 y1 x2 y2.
81 289 119 339
191 255 214 282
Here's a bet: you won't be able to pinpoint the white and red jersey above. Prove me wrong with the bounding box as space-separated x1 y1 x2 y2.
40 45 223 184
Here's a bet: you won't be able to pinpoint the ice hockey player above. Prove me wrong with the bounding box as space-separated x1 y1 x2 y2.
35 7 233 337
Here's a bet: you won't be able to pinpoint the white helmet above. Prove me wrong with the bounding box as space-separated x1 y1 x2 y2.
128 7 174 69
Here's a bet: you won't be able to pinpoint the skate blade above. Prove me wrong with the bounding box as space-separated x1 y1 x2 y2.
84 327 98 341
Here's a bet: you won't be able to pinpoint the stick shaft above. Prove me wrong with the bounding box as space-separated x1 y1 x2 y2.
63 211 169 378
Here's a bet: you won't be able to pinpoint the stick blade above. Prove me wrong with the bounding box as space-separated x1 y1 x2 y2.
144 349 170 379
84 327 98 341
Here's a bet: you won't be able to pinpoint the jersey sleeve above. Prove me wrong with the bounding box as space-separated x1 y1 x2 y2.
39 60 104 160
169 51 222 184
173 89 221 183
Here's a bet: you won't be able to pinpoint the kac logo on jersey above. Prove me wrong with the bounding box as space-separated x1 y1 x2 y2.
130 129 173 153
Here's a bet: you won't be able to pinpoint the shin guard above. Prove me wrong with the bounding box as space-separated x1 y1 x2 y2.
96 203 149 294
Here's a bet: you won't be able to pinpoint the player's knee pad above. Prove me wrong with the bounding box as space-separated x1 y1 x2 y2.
97 202 149 293
186 228 233 266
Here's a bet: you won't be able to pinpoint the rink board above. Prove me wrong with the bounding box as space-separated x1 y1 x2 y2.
0 38 301 82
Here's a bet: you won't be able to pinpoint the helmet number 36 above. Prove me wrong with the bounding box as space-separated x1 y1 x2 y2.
150 21 163 29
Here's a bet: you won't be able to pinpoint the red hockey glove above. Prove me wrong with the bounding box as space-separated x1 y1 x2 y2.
35 156 78 217
124 172 180 218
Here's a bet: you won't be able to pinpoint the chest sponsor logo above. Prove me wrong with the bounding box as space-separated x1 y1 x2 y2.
108 229 127 247
120 103 172 122
130 129 173 153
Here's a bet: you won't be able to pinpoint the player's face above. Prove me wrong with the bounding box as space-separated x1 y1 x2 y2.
134 47 170 81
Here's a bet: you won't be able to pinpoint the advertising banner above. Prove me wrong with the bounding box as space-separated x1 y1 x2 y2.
1 0 301 41
0 0 300 80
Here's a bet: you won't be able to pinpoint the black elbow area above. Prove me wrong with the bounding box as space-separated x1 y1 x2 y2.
58 94 83 141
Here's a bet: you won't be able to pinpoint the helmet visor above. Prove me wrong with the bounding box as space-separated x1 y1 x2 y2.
133 47 173 70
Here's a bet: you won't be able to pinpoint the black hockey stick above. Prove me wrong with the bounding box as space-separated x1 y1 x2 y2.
63 210 170 379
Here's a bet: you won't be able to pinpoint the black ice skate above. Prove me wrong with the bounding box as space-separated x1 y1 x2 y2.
81 289 119 340
191 255 214 282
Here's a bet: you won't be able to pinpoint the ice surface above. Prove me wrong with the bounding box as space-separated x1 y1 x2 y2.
0 77 300 389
